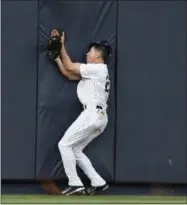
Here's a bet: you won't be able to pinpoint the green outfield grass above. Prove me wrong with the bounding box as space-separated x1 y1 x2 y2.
1 194 186 204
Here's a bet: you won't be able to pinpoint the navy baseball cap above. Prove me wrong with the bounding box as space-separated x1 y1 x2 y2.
87 40 112 57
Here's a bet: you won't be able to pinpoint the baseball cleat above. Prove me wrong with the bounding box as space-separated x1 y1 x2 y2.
86 184 109 195
62 186 85 196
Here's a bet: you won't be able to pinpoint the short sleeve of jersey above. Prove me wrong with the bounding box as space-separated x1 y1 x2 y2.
80 64 102 79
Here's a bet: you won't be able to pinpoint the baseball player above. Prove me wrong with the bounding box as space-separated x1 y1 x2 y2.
51 30 112 196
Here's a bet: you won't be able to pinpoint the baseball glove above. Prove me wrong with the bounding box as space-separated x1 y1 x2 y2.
46 29 62 61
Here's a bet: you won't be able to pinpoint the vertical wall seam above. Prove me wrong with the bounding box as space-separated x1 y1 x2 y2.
113 0 119 183
34 0 40 178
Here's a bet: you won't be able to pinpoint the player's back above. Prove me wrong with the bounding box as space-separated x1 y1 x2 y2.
77 63 110 107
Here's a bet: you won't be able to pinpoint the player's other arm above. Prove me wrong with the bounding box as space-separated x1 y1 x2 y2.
61 45 81 74
60 32 81 75
55 57 80 80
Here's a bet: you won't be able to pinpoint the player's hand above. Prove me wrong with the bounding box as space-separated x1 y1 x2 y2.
51 29 60 37
61 32 65 45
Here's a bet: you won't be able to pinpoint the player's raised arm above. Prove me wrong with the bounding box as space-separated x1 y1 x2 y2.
60 32 81 75
55 57 80 81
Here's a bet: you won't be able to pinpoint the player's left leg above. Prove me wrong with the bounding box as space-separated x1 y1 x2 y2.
58 111 90 195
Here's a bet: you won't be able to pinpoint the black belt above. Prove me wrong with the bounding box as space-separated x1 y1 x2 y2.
84 105 103 110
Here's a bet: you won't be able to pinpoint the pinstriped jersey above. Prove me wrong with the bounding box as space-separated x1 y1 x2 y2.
77 63 110 107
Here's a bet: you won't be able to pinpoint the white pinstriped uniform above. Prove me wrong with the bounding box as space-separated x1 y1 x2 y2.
58 63 110 187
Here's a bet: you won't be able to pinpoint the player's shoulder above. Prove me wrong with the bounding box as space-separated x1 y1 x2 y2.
87 63 108 71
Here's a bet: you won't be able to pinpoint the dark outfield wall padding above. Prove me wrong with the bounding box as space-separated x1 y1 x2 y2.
36 1 117 181
1 1 38 179
116 2 186 183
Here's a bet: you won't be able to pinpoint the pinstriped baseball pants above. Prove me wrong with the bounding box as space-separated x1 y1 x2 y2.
58 107 108 187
